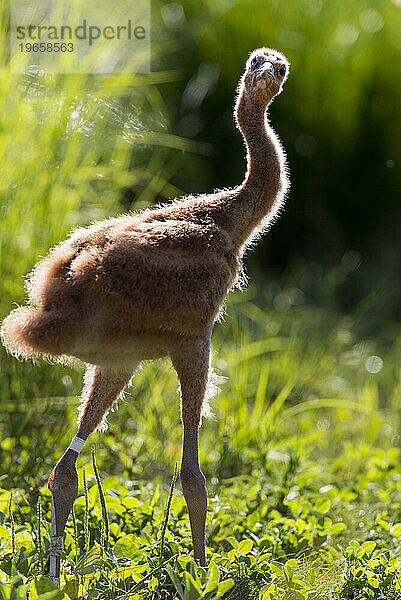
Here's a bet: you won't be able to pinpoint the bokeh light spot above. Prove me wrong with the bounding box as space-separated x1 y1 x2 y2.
360 9 384 33
335 23 359 46
294 133 317 156
161 3 185 31
342 250 361 272
300 0 323 16
365 356 383 374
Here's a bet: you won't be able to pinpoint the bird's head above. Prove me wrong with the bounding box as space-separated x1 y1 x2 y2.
242 47 289 105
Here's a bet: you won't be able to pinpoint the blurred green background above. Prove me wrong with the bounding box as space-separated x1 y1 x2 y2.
0 0 400 491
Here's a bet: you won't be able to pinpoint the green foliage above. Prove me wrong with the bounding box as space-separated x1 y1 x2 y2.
167 559 234 599
0 473 330 599
0 278 399 599
340 541 401 599
1 439 401 599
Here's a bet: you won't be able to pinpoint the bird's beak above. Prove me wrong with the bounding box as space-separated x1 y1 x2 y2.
255 62 275 82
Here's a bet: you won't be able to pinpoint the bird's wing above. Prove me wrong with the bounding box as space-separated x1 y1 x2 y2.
87 219 239 334
113 219 227 253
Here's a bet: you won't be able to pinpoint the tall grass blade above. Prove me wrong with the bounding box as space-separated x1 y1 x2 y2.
91 444 109 551
278 398 373 425
36 496 44 575
251 364 270 424
83 466 90 554
266 380 296 429
159 461 179 562
8 493 17 575
72 506 79 565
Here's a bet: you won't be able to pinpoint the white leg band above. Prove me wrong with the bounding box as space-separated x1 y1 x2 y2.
68 435 86 454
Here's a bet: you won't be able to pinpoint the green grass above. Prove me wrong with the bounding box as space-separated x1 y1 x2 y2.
0 281 400 599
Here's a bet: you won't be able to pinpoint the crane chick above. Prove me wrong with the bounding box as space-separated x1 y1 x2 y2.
1 47 290 585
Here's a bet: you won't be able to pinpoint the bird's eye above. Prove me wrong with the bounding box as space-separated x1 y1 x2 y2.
279 65 286 77
251 56 262 68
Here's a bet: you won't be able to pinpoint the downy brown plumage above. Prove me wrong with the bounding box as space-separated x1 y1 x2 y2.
1 47 290 571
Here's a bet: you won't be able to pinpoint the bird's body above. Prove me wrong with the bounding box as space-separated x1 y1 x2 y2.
1 47 290 583
3 194 241 366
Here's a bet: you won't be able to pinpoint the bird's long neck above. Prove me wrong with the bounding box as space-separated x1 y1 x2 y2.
222 86 287 250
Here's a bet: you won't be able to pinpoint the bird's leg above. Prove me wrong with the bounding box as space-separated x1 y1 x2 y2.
181 426 207 565
47 365 133 588
48 438 83 588
171 335 211 566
